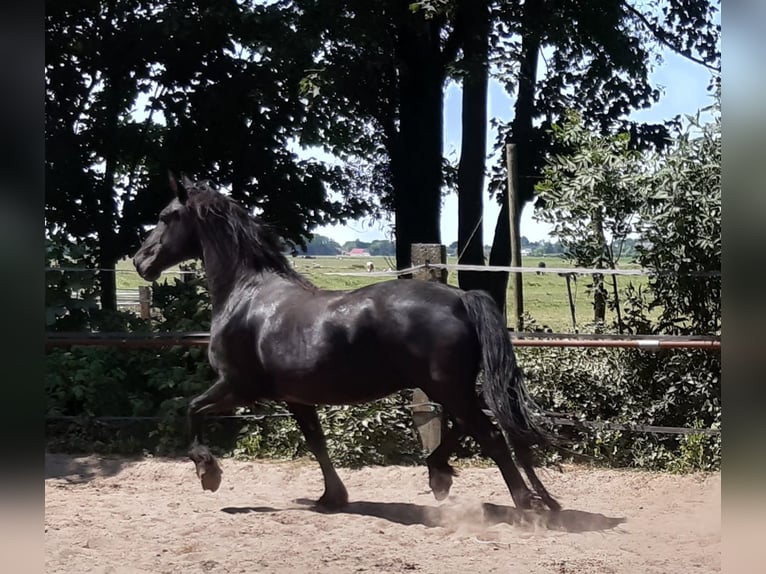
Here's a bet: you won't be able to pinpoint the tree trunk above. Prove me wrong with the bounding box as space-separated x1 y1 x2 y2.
97 74 121 312
456 0 490 293
483 0 543 312
392 12 444 270
98 251 118 313
486 199 510 313
591 209 608 326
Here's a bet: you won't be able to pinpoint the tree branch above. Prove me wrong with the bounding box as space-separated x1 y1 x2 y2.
625 3 720 73
440 0 465 66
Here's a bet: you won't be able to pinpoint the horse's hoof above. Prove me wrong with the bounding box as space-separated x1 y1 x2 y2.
432 488 450 502
317 492 348 510
514 491 535 511
544 496 562 512
528 495 547 512
191 454 222 492
429 470 453 501
200 465 222 492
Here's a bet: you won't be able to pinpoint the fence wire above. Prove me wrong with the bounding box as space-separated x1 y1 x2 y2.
45 259 720 438
46 262 721 278
45 406 720 437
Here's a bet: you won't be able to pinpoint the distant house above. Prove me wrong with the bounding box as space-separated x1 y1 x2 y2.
348 248 370 257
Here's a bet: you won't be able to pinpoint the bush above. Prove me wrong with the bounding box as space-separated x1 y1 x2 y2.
518 344 720 471
231 393 425 467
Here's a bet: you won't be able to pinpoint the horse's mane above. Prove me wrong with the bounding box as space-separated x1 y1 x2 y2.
186 181 315 290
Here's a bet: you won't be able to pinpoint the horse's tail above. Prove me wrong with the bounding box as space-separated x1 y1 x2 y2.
459 289 552 448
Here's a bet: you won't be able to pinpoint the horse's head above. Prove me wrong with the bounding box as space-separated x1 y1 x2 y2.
133 173 203 281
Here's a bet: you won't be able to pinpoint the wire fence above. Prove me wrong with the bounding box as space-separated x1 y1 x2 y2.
45 412 721 436
44 259 720 438
46 262 721 278
44 408 720 436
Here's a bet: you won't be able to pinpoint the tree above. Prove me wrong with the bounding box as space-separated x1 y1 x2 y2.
534 92 721 335
294 1 459 269
289 0 720 311
535 111 647 328
303 234 343 256
479 0 720 311
631 94 721 335
453 0 492 292
368 240 396 256
45 0 375 310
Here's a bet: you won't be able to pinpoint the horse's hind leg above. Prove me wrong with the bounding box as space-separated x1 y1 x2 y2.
426 419 461 501
437 396 536 510
286 402 348 509
509 437 561 511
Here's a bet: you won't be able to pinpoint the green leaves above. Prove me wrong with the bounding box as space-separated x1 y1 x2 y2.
534 93 720 335
534 111 646 325
633 94 721 335
46 0 381 308
520 346 720 471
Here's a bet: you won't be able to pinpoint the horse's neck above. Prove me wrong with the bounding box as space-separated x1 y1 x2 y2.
200 241 289 312
200 242 244 311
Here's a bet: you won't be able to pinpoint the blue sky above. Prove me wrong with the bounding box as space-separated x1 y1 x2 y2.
316 47 718 245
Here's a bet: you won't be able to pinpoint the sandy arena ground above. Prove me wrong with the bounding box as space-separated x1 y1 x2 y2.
45 453 720 573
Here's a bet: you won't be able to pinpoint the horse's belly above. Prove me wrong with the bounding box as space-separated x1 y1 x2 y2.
270 365 406 406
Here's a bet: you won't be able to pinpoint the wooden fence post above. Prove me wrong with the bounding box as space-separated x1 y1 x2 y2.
506 143 524 332
410 243 447 454
138 286 151 320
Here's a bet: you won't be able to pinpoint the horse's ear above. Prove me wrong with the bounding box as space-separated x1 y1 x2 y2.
168 170 178 192
169 170 189 203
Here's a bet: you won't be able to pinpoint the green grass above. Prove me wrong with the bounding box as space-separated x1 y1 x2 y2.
117 254 650 332
115 259 183 290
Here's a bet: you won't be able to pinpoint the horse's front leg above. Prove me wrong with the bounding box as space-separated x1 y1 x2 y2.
286 402 349 509
187 377 237 492
426 419 462 501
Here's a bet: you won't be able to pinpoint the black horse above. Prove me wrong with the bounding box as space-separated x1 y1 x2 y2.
133 175 561 512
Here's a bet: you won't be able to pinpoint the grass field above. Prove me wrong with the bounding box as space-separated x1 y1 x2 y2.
116 255 649 332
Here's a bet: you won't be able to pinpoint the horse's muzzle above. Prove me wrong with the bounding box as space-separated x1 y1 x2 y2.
133 253 160 282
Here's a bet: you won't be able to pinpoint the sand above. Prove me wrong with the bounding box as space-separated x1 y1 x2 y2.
45 453 720 573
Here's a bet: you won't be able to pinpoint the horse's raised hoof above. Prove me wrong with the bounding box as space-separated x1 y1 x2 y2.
189 445 222 492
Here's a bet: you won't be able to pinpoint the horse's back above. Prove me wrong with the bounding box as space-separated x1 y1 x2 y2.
211 276 482 403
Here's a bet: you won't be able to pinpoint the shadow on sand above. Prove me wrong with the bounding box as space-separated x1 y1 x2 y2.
45 452 134 484
221 498 625 534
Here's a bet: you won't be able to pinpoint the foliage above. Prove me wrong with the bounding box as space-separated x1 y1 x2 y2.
45 232 100 329
535 112 645 265
534 110 649 325
534 93 720 336
46 269 222 455
233 394 424 468
303 234 343 256
45 0 378 309
45 0 721 309
519 346 720 471
631 97 721 335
